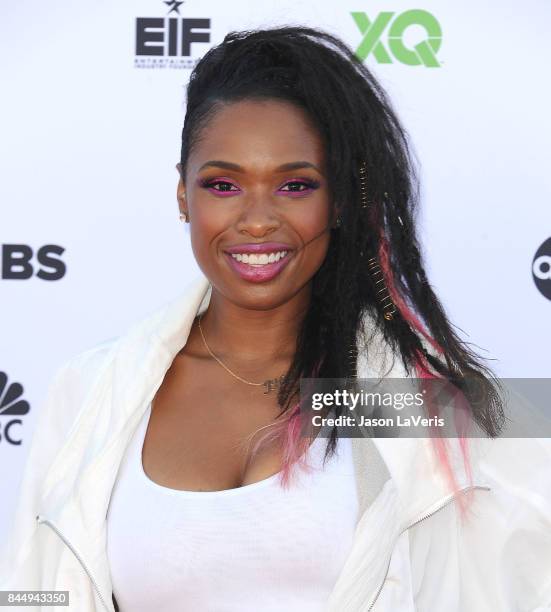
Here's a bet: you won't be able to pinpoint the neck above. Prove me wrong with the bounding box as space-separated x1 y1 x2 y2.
193 284 311 367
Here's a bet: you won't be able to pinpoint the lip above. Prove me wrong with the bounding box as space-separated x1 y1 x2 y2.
223 245 294 284
223 242 294 255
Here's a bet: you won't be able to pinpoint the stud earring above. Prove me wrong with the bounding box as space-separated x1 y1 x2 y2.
179 211 189 223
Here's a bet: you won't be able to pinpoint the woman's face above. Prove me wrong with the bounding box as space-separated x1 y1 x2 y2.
178 98 335 311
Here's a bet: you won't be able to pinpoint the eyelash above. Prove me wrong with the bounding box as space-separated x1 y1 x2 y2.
198 177 321 197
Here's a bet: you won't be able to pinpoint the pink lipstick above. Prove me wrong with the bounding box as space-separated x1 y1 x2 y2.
223 242 294 283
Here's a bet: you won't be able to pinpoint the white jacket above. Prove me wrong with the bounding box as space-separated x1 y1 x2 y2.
1 274 551 611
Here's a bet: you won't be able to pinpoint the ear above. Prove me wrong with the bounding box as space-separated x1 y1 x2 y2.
176 163 187 217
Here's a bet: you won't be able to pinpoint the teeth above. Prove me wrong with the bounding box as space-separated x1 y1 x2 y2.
230 250 288 265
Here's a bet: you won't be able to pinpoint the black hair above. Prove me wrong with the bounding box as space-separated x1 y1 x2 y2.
180 26 505 470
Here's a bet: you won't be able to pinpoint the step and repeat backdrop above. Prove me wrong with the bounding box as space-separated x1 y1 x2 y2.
1 1 550 546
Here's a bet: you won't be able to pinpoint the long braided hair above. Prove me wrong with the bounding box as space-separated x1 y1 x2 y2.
179 26 505 490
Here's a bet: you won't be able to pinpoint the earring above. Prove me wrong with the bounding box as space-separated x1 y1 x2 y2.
179 191 187 222
335 216 342 228
359 161 398 322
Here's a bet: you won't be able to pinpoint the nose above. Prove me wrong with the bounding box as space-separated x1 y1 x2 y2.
235 192 281 238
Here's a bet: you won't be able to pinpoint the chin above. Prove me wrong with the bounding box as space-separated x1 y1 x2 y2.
217 279 303 311
232 285 296 310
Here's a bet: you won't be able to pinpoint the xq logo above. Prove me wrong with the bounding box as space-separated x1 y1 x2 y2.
352 9 442 67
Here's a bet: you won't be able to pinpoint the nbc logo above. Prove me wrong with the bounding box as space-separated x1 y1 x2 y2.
0 371 30 445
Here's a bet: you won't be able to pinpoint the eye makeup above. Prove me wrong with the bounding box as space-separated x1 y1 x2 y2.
276 177 321 197
198 176 240 197
197 176 321 198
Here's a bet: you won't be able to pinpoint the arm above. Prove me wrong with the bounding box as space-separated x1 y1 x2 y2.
0 342 115 587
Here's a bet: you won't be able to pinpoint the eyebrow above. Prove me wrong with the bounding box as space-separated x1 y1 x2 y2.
198 160 323 174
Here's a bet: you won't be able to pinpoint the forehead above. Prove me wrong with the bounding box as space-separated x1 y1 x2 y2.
189 99 325 170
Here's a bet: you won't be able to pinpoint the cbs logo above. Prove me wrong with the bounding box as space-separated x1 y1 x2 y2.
1 244 66 280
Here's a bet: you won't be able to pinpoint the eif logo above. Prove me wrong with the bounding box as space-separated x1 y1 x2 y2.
352 9 442 67
0 372 30 446
532 237 551 301
135 0 211 70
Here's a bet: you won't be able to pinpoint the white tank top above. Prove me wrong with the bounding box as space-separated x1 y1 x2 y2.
106 403 359 611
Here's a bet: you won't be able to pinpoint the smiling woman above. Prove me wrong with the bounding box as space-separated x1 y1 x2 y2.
180 99 332 303
1 25 551 612
189 151 326 283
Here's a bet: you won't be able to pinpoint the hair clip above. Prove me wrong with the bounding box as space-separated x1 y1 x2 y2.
358 162 398 322
359 162 369 209
366 257 397 321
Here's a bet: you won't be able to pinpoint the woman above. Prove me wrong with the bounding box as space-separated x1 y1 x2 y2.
1 26 551 611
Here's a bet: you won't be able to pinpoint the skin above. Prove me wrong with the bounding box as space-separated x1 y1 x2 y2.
144 99 337 491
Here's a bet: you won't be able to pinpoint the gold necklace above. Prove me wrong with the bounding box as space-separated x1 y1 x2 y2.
198 313 277 387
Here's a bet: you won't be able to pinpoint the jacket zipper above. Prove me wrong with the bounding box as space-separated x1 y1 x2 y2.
37 485 490 612
35 514 112 612
366 484 491 611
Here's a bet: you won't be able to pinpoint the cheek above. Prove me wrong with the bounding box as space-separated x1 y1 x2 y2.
292 197 332 245
188 197 230 253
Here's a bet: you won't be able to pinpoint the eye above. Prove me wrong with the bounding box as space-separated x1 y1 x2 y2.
199 177 241 196
278 179 321 194
202 180 239 192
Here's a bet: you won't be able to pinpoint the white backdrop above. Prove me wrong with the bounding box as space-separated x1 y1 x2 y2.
1 0 550 547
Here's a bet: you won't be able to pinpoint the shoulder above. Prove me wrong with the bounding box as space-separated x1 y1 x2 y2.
28 338 121 461
0 338 122 583
50 338 118 402
473 435 551 511
407 436 551 608
470 437 551 606
470 378 551 508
